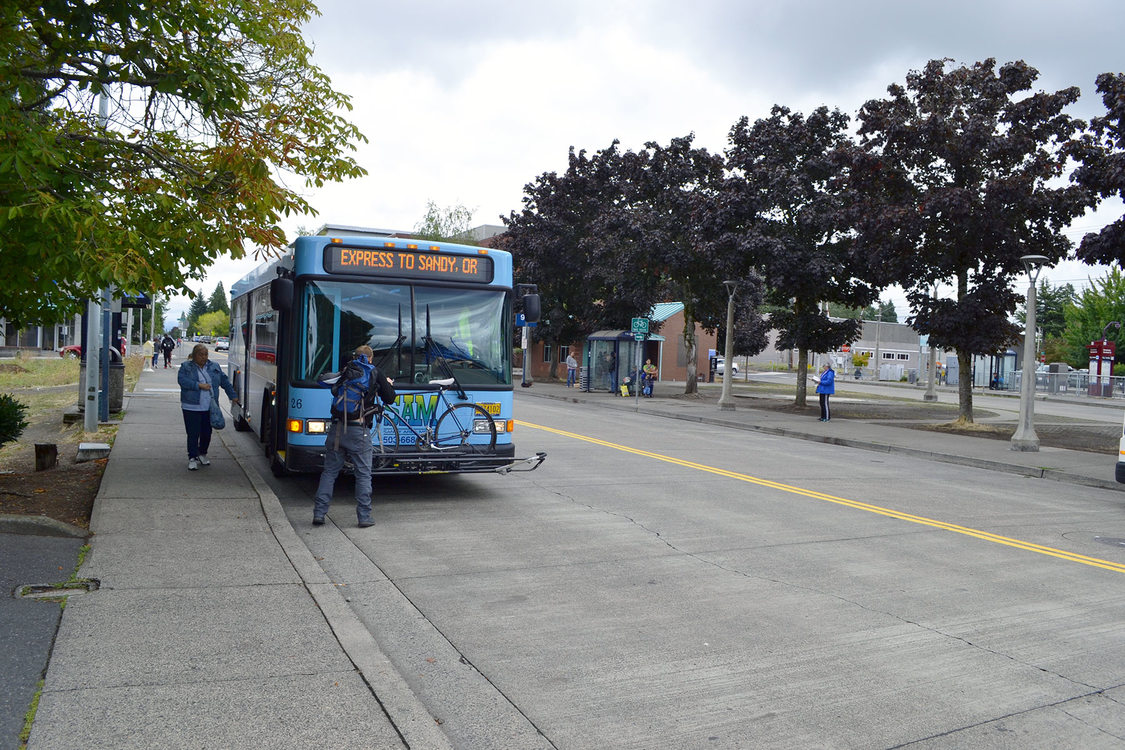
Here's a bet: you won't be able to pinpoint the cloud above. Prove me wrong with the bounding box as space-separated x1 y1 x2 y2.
171 0 1125 322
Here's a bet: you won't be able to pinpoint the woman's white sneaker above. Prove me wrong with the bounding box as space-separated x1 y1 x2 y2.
198 455 211 466
188 458 199 470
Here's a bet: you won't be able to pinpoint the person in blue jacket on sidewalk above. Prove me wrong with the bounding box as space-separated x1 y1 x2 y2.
812 362 835 422
178 343 239 470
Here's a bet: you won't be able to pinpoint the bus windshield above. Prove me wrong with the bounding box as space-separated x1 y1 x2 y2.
297 280 511 387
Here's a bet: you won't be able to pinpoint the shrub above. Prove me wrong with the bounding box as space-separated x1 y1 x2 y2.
0 393 28 448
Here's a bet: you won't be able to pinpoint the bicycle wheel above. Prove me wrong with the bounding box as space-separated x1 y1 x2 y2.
433 403 496 451
372 412 401 468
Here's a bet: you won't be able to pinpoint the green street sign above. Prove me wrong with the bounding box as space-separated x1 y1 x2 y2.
631 317 649 334
634 333 645 341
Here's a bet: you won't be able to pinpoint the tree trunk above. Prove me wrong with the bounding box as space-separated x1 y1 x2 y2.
955 347 974 424
795 348 809 407
682 314 698 395
953 270 973 424
548 335 559 380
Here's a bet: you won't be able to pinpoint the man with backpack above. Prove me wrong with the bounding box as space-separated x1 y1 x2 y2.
312 345 396 527
160 333 176 368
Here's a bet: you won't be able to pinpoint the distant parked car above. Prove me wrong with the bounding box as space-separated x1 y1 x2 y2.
214 337 229 352
715 358 738 376
59 345 121 361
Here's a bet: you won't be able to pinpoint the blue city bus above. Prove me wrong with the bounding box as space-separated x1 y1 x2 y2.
228 230 544 476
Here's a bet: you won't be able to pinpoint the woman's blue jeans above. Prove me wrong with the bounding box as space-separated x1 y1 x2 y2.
182 409 212 459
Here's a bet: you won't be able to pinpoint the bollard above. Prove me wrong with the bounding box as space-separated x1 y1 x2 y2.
34 443 58 471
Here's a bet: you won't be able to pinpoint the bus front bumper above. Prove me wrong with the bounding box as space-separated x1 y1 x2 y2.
284 443 545 475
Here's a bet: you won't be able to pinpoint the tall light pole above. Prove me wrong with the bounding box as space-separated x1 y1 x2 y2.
718 280 738 411
1011 255 1050 451
924 284 938 402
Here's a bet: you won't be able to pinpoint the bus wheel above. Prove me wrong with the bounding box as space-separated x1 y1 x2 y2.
260 394 274 457
269 450 287 477
233 408 251 432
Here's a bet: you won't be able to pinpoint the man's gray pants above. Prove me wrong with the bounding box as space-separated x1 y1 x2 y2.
314 422 373 521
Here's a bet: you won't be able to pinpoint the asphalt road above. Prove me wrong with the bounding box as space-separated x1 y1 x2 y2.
226 394 1125 749
0 533 85 749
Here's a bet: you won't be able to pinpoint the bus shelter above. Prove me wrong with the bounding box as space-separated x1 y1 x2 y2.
583 330 664 393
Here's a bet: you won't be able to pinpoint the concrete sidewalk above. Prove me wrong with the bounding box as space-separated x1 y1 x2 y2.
520 378 1124 493
26 366 450 750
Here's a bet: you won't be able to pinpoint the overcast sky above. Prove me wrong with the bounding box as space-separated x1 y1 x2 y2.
167 0 1125 326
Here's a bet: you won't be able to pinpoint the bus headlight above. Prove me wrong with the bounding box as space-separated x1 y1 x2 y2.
306 419 328 434
476 420 512 434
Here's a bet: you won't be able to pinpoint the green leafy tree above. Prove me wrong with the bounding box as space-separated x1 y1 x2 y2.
0 0 367 326
184 289 208 335
1017 279 1076 339
852 59 1092 423
207 282 230 315
0 393 28 449
827 299 898 322
725 106 877 406
196 310 231 339
865 300 898 323
1041 336 1073 366
414 201 476 243
1063 269 1125 365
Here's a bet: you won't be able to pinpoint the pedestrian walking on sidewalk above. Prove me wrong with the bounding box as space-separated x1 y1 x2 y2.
566 351 578 387
178 344 240 471
313 345 396 527
160 333 176 368
811 363 835 421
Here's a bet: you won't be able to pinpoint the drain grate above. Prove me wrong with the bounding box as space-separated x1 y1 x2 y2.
16 579 100 600
1093 537 1125 549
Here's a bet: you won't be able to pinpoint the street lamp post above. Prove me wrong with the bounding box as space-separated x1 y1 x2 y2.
718 280 738 411
924 285 938 402
1011 255 1050 451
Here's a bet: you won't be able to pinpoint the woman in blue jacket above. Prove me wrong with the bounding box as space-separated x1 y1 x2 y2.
178 344 240 470
813 363 835 422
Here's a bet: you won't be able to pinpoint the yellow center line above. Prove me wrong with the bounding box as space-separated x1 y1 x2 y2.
518 420 1125 575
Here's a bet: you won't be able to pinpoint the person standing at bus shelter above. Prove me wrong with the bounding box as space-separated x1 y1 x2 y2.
313 345 396 527
566 350 578 387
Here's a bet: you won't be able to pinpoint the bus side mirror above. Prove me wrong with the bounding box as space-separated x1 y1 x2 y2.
270 278 293 310
522 293 541 324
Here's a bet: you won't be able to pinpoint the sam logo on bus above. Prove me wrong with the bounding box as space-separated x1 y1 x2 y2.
396 393 440 425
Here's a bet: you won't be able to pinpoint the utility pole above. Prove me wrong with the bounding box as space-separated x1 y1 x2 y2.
85 89 111 432
83 299 101 432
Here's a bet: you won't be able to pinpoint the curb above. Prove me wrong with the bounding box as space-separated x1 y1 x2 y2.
218 430 454 750
0 513 90 538
519 388 1125 493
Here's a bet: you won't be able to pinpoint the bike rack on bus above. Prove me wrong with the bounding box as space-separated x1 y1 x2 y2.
495 451 547 474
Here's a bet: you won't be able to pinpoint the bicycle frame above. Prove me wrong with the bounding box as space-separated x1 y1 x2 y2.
368 380 501 474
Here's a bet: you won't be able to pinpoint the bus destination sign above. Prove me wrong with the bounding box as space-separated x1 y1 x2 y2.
324 246 494 283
